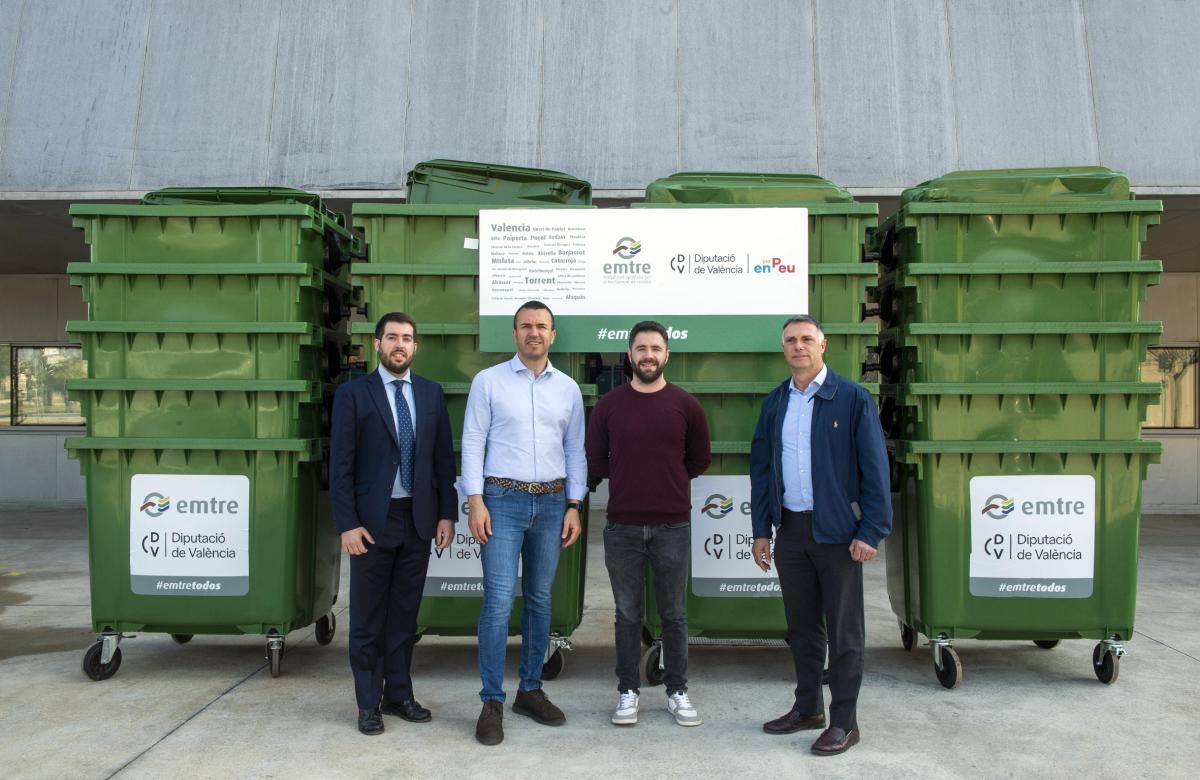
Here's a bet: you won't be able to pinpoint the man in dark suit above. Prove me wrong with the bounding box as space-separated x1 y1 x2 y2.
330 311 457 736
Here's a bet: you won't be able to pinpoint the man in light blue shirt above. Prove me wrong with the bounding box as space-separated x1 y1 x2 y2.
780 363 827 513
462 300 586 746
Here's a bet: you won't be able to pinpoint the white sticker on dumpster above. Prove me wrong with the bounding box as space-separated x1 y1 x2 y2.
423 483 520 597
129 474 250 596
969 475 1095 598
691 476 780 598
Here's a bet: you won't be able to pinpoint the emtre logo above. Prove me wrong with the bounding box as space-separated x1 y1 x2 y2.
612 237 642 259
139 493 171 517
981 494 1015 520
700 494 734 519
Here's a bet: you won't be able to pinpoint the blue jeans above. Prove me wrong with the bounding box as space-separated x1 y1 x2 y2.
477 484 564 702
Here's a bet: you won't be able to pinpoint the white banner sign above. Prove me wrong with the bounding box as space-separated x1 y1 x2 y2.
478 208 808 352
423 484 520 596
969 475 1096 598
129 474 250 596
690 475 779 597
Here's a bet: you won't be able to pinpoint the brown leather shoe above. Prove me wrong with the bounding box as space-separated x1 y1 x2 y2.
475 701 504 746
762 709 826 734
811 726 861 755
512 688 566 726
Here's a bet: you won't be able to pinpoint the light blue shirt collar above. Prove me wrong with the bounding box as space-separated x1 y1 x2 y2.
791 364 827 395
508 354 556 377
377 363 412 385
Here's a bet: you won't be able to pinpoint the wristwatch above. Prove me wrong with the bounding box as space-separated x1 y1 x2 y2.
566 500 584 512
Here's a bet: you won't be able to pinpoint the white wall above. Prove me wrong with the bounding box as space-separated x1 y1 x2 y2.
0 275 87 504
1142 272 1200 513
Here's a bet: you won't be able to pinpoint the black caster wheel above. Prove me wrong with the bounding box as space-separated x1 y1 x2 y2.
1092 643 1119 685
82 642 122 681
315 614 336 646
170 634 193 645
1034 639 1060 650
934 645 961 689
542 648 565 681
900 623 916 652
641 644 665 687
641 625 655 648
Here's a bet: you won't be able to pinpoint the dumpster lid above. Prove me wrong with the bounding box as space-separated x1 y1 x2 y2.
898 167 1133 207
644 171 856 204
141 187 349 230
406 159 592 205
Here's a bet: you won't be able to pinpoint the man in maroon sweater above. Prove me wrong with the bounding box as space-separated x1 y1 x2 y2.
586 320 711 727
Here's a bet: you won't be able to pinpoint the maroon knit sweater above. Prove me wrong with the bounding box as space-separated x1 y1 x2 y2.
585 382 712 525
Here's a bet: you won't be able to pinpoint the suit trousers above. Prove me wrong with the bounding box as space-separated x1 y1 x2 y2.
348 498 431 711
774 509 865 731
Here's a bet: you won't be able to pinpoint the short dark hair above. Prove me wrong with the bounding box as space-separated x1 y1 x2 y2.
513 300 555 329
375 311 418 340
781 314 824 337
628 320 669 349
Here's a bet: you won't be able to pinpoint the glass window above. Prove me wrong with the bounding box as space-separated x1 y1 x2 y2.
1141 346 1199 429
0 346 10 427
12 346 86 426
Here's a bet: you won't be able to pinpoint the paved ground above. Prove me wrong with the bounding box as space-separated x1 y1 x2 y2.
0 507 1196 779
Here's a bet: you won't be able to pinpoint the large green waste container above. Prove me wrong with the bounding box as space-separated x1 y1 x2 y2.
874 167 1163 688
68 187 353 681
625 173 878 682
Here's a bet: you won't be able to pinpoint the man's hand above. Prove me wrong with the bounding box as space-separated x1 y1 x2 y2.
435 519 454 550
468 495 492 544
341 527 375 556
561 506 582 548
849 539 877 563
752 537 773 573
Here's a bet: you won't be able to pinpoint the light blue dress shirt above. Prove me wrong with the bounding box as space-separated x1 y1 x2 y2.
461 355 587 501
781 364 827 512
377 364 415 499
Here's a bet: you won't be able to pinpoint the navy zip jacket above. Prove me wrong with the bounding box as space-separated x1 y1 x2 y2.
749 367 892 548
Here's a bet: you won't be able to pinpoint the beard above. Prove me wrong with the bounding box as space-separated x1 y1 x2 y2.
632 359 664 384
378 348 412 375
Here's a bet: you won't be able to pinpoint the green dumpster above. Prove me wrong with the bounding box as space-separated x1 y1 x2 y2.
66 437 339 680
625 173 877 681
406 159 592 205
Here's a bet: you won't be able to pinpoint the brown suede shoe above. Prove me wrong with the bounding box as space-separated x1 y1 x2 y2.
811 726 861 756
512 688 566 726
763 709 827 734
475 701 504 746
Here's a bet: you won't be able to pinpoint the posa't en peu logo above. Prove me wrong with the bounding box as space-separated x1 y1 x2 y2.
139 492 171 517
700 494 734 520
980 494 1015 520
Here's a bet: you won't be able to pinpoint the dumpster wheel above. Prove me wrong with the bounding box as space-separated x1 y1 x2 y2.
170 634 193 645
542 649 565 680
900 623 915 652
642 643 665 687
82 641 122 681
315 613 336 646
933 644 961 689
266 635 285 678
1033 639 1060 650
1092 642 1121 685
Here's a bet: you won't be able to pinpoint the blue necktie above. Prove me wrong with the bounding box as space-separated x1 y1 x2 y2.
394 380 414 493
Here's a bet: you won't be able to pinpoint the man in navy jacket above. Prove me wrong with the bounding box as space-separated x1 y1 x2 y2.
749 315 891 756
330 312 457 736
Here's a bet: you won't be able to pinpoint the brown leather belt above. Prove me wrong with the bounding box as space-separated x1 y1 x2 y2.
485 476 565 495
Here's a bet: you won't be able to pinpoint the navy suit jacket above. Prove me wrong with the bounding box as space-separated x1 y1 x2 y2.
749 367 892 548
329 370 457 541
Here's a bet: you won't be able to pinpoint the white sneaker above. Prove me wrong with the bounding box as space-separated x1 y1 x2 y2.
612 690 639 725
667 691 702 726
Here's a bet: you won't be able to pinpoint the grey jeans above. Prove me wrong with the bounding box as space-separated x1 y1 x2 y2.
603 520 690 694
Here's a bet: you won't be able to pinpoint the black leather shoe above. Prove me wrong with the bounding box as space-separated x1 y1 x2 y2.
476 701 504 746
811 726 861 755
512 688 566 726
357 708 384 736
381 698 431 722
762 709 827 734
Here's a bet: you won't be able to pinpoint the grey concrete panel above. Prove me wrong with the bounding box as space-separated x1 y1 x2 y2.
0 0 24 156
0 435 58 501
0 0 149 190
1084 0 1200 186
130 0 282 189
889 0 958 185
947 0 1099 170
268 0 411 188
403 0 546 174
539 0 679 188
677 0 818 177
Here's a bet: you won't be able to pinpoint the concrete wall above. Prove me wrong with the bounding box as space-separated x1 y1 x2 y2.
1142 272 1200 513
1 0 1199 195
0 276 87 504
